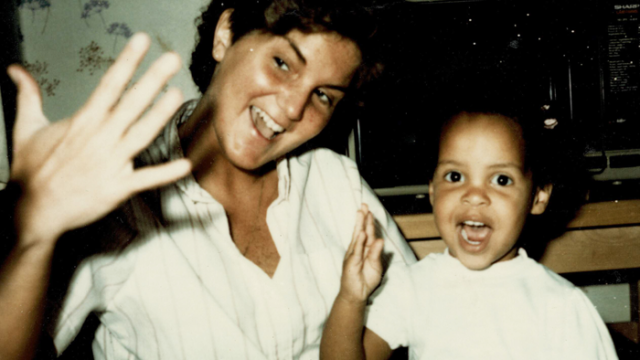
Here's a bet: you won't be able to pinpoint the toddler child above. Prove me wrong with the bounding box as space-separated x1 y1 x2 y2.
320 103 618 359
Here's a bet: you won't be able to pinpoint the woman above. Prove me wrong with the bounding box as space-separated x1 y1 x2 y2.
6 0 416 358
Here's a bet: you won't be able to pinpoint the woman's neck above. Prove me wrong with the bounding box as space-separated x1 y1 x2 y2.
178 98 278 205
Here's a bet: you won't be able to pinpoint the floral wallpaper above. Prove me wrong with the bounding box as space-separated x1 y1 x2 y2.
17 0 208 122
0 0 207 186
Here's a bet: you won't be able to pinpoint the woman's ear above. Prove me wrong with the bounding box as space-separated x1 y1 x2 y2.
212 9 234 62
530 184 553 215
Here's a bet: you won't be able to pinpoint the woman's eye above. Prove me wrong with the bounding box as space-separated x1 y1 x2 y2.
314 89 332 106
492 174 513 186
274 57 289 71
444 171 464 183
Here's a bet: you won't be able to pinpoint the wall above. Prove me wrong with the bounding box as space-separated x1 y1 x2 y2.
17 0 210 123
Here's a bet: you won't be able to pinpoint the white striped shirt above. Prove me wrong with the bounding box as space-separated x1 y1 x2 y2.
52 101 416 359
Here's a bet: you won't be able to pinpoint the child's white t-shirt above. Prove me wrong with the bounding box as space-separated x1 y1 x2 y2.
365 248 618 360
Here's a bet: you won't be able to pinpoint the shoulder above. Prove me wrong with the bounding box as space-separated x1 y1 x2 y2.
524 259 578 295
531 264 594 310
408 252 444 274
136 100 195 167
515 259 601 320
528 262 618 357
398 252 450 291
51 236 150 353
58 224 162 321
286 148 364 202
289 148 359 175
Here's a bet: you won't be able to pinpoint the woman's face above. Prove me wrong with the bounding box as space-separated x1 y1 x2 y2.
204 13 362 171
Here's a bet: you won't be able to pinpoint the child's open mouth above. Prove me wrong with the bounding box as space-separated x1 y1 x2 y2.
460 220 491 246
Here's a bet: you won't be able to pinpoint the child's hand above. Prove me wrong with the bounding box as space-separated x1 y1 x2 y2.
339 204 385 304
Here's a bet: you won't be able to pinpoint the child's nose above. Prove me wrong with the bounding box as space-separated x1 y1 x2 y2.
462 185 490 206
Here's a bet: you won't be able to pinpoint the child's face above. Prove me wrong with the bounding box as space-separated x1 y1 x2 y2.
428 113 551 270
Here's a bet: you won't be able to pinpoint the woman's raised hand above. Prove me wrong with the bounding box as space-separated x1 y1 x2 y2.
339 204 385 304
8 33 192 246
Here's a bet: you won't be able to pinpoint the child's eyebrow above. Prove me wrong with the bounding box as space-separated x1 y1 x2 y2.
487 163 524 171
436 160 524 171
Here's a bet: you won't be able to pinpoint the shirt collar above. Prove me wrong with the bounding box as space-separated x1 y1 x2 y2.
442 247 531 279
164 100 291 203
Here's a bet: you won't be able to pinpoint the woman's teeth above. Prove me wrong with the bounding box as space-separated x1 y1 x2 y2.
252 106 284 140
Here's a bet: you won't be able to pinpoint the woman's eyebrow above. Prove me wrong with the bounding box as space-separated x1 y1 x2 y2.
436 159 462 166
284 36 306 65
326 84 349 92
282 35 351 91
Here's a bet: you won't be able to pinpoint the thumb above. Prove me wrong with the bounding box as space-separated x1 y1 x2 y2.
7 64 49 153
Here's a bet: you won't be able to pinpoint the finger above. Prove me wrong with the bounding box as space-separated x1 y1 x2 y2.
361 203 369 214
356 205 366 231
364 212 376 247
347 209 366 255
366 238 385 271
127 159 192 195
83 33 151 117
352 231 366 263
108 52 182 134
8 65 48 150
120 87 183 157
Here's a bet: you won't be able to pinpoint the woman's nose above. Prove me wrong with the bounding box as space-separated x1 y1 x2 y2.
277 85 308 121
462 185 490 206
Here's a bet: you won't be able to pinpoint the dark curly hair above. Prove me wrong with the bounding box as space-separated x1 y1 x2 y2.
426 71 581 190
189 0 386 152
190 0 384 95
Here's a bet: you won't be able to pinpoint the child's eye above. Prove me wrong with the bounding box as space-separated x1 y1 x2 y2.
314 89 332 106
491 174 513 186
444 171 464 183
274 57 289 71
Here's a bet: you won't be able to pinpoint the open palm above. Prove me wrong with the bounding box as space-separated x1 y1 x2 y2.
9 33 191 244
340 204 385 303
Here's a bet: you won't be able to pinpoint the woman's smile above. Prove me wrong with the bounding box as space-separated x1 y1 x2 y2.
251 105 285 140
192 27 362 172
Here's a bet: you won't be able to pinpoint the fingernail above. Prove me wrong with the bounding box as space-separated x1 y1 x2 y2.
6 65 19 84
178 159 193 172
129 33 150 50
161 52 182 70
